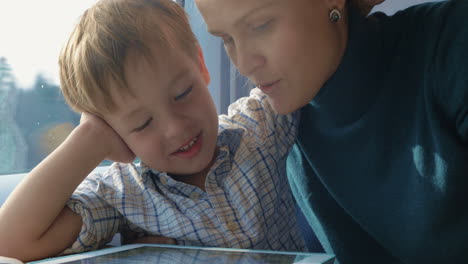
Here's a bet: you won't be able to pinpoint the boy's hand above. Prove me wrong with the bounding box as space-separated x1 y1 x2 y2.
351 0 385 15
79 113 135 163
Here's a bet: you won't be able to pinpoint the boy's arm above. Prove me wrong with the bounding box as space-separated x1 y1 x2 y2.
0 115 134 262
223 88 299 157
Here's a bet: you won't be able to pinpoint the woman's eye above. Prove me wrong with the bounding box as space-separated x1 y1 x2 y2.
253 19 273 32
221 35 234 46
175 86 193 101
133 118 152 132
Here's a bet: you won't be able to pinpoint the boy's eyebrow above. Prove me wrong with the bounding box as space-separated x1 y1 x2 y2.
121 69 187 122
208 0 275 36
123 108 145 123
169 69 188 88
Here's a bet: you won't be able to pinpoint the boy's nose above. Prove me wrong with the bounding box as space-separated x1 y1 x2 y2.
162 114 191 142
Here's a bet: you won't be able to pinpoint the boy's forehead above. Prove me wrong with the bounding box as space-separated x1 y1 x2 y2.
124 44 187 82
125 36 194 70
120 47 194 99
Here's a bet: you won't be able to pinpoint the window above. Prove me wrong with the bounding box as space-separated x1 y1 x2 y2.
0 1 98 175
371 0 443 15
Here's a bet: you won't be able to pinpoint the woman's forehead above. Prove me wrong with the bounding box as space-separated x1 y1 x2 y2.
196 0 281 31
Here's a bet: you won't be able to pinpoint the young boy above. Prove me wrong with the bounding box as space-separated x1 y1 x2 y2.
0 0 305 261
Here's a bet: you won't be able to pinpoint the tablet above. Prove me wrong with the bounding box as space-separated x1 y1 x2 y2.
30 244 335 264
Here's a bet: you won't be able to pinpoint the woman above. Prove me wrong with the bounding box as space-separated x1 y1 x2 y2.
194 0 468 263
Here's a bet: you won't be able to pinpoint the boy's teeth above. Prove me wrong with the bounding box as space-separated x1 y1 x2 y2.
178 136 198 152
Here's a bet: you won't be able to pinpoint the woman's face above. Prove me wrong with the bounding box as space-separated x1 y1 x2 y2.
196 0 347 114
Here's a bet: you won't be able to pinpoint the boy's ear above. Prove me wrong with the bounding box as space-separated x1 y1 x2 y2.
197 46 211 85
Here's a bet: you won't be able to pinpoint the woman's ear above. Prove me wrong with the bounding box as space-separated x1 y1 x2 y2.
197 46 211 85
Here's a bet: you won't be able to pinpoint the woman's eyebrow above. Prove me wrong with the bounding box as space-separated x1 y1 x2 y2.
208 0 275 35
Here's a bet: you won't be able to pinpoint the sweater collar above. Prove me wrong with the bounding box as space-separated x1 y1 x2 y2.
307 7 383 126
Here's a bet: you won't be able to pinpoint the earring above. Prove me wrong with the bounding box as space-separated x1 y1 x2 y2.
329 8 341 23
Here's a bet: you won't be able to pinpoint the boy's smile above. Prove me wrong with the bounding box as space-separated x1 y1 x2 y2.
172 132 203 159
104 43 219 181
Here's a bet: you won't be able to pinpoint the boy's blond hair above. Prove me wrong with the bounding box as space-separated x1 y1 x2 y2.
59 0 198 115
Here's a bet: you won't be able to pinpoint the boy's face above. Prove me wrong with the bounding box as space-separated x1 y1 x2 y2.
196 0 346 114
104 46 219 176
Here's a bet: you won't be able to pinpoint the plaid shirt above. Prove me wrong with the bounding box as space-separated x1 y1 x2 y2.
65 88 305 254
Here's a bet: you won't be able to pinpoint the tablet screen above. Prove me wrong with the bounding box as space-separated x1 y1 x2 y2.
48 245 334 264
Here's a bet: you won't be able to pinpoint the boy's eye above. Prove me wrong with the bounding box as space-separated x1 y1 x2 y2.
175 86 193 101
133 118 152 132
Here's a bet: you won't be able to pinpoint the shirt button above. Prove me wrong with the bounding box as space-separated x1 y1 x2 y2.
160 176 168 185
190 192 200 200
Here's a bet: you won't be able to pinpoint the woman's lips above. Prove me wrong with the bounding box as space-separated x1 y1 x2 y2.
258 80 280 94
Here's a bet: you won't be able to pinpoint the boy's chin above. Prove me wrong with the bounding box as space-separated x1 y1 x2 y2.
170 163 212 178
171 160 214 181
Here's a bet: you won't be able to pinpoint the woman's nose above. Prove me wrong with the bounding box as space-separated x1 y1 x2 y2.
234 42 266 78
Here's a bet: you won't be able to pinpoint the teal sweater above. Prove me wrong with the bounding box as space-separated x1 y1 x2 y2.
287 1 468 263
